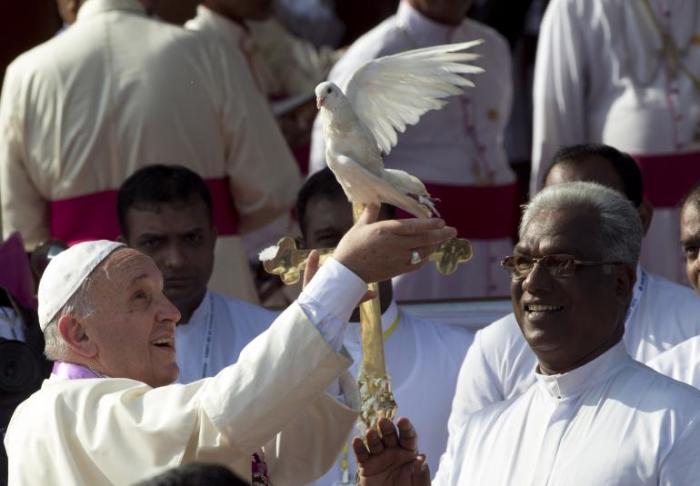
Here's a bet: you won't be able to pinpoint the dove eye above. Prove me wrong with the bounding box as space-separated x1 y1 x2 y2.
326 87 332 94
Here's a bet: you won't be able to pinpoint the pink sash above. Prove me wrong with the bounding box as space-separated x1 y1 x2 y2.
398 182 518 239
632 152 700 207
48 177 240 245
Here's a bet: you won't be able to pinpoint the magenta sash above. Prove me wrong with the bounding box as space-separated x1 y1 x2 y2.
632 152 700 207
398 182 518 239
48 177 240 245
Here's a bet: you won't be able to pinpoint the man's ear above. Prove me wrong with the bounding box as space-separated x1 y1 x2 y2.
58 314 97 359
638 199 654 236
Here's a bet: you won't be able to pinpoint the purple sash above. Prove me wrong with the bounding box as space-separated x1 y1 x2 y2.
51 361 101 380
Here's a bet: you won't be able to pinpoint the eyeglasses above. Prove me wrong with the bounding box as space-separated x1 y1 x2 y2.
500 254 620 280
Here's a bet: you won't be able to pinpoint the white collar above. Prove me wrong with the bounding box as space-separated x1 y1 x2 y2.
77 0 145 22
535 341 630 401
346 299 400 344
396 1 460 46
196 5 248 43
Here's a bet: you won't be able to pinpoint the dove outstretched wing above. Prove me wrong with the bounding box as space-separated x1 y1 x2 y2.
342 39 484 156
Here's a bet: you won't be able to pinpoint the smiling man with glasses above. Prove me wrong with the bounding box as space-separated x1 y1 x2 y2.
353 182 700 486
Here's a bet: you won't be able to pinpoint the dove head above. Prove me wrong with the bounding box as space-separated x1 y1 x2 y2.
315 82 343 111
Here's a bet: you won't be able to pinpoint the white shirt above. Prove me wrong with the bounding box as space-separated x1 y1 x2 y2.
309 0 515 300
175 291 278 384
648 335 700 389
531 0 700 283
0 0 301 303
448 268 700 436
435 342 700 485
310 301 474 485
4 258 364 485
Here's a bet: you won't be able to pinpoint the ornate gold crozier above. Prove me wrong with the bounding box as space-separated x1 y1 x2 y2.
262 202 472 433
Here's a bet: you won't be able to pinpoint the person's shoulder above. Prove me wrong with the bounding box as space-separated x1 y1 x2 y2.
477 312 524 347
626 360 700 412
328 15 401 82
645 271 700 307
211 291 278 323
461 18 508 53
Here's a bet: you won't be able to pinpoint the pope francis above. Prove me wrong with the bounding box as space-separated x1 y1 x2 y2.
3 207 455 485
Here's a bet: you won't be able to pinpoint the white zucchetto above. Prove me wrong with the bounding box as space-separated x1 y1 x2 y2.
38 240 125 330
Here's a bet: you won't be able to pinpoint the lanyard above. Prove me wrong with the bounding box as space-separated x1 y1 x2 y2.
200 293 216 379
625 270 647 324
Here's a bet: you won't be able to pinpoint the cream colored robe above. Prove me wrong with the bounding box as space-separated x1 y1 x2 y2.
0 0 302 303
4 304 358 485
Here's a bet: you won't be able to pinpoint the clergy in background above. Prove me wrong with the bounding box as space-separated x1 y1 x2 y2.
647 182 700 390
353 182 700 485
4 208 457 484
298 169 475 483
448 144 700 432
117 165 277 384
309 0 516 301
531 0 700 285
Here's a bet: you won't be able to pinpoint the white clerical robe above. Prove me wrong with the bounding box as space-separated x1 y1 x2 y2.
4 259 364 485
309 1 515 300
648 335 700 390
448 267 700 437
175 291 278 384
532 0 700 284
435 342 700 485
0 0 302 304
309 301 474 485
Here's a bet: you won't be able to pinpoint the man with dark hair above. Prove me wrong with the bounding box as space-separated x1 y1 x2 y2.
447 143 700 435
300 168 475 482
117 165 276 384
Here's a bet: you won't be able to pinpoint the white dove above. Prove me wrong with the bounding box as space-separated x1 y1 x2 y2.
315 39 484 218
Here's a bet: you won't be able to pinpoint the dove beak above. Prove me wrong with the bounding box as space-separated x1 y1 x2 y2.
316 96 325 109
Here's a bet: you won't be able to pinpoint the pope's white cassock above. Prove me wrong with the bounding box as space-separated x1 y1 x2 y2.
3 259 363 485
174 290 278 384
309 0 516 300
0 0 302 303
308 300 474 485
448 267 700 432
434 341 700 485
532 0 700 284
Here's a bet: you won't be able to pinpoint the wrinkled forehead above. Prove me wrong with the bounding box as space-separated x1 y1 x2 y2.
517 209 603 258
93 248 162 290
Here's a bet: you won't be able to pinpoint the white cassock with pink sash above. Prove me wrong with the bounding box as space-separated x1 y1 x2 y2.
0 0 301 303
532 0 700 284
310 1 516 300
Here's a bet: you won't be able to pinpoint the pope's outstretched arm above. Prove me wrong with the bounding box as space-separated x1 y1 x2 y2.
5 207 455 485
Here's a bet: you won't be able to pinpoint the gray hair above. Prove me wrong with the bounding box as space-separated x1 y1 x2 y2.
43 277 95 361
520 181 643 264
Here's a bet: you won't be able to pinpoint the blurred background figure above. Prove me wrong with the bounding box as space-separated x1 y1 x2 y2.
298 169 474 482
532 0 700 284
0 0 301 306
133 463 248 486
310 0 517 301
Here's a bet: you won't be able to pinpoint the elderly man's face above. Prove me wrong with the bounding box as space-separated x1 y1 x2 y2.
123 197 215 323
512 208 629 374
681 202 700 294
85 249 181 387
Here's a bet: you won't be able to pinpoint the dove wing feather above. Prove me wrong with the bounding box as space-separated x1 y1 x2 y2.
343 40 484 155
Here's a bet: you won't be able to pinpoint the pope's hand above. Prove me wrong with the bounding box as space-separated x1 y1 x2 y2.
354 417 430 486
334 205 456 283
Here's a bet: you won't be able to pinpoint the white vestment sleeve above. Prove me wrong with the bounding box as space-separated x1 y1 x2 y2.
0 62 48 246
531 0 589 195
